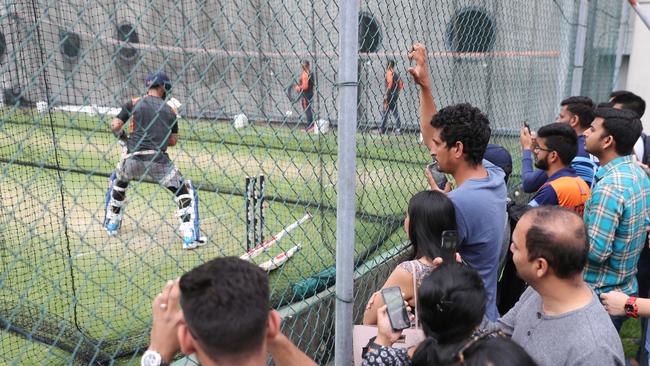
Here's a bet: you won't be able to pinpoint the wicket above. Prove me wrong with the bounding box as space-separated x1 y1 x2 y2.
246 175 266 251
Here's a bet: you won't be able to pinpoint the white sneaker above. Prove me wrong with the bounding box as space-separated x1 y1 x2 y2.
105 211 122 235
179 221 196 249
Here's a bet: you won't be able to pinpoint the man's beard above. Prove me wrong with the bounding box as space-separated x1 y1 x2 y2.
534 156 549 171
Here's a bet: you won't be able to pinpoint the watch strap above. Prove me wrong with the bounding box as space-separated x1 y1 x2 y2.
625 296 639 318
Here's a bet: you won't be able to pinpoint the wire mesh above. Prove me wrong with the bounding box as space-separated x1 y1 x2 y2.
0 0 625 364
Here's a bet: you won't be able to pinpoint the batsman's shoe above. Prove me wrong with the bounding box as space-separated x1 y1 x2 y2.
104 211 122 236
179 221 207 250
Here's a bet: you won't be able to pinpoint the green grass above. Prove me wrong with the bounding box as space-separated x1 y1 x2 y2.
621 318 642 359
0 109 426 364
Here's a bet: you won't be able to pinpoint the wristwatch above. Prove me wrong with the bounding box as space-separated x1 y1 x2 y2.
625 296 639 318
141 350 169 366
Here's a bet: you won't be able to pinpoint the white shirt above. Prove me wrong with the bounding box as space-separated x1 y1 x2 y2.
634 135 645 162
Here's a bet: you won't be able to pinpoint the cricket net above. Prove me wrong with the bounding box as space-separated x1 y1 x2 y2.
0 0 626 364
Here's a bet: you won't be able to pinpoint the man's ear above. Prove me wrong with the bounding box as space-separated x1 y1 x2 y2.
453 141 464 159
602 135 615 151
266 309 281 340
570 115 580 129
534 257 549 278
178 324 197 356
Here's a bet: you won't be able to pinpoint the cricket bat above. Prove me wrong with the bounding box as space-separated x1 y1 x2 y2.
240 213 312 261
258 244 302 271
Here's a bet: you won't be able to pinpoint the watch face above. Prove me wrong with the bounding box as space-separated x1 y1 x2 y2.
141 351 162 366
625 304 634 312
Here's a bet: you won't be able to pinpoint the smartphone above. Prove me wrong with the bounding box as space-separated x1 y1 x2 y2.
441 230 458 252
381 286 411 331
427 157 448 190
523 121 531 134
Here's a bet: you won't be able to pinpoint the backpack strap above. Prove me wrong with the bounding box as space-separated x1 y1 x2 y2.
410 261 420 328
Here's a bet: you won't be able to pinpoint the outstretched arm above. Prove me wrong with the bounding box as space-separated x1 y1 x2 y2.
408 43 437 151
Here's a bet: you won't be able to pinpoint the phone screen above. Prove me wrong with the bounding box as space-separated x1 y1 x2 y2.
523 121 531 133
381 286 410 331
441 230 458 252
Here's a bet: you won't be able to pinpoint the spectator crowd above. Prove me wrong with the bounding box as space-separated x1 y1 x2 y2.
138 43 650 366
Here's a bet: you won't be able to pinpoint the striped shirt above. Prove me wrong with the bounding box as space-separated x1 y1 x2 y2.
583 155 650 295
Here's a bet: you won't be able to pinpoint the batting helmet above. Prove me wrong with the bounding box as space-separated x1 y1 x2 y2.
145 71 172 91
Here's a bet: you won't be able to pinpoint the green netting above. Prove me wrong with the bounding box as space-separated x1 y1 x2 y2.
0 0 625 365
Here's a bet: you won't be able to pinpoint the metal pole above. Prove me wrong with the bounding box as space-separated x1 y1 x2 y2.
335 0 359 364
571 0 589 96
629 0 650 30
613 0 630 90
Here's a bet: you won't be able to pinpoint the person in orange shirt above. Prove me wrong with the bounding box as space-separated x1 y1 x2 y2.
295 60 315 132
376 59 403 135
527 123 590 215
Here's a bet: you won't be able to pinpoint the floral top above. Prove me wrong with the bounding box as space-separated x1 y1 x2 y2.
397 259 435 289
362 345 410 366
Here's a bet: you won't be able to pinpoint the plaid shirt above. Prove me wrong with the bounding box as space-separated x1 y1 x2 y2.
583 155 650 295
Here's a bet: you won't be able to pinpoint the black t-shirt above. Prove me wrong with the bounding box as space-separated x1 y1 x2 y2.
117 95 178 160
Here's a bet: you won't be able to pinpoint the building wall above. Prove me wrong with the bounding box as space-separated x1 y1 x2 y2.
0 0 622 133
625 1 650 131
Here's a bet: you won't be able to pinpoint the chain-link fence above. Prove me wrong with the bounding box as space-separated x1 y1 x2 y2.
0 0 625 365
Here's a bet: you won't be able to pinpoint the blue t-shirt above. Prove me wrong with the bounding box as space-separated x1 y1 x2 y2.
448 160 507 321
572 135 598 188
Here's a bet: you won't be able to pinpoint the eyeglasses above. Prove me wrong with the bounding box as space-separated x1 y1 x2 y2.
532 145 553 153
455 330 507 363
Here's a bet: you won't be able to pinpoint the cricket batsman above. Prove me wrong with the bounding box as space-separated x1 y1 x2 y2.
104 71 206 249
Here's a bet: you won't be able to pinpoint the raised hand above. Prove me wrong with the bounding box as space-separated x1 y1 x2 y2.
407 43 431 90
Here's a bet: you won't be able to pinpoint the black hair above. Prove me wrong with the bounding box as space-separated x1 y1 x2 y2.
457 336 537 366
560 97 595 129
430 103 491 166
387 59 395 68
594 107 643 156
180 257 269 362
523 206 587 279
410 263 486 366
407 191 457 261
611 91 646 118
597 101 614 109
536 123 578 165
301 59 310 68
609 90 630 99
560 96 594 108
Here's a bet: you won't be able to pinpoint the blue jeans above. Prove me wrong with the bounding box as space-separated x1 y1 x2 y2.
611 314 628 333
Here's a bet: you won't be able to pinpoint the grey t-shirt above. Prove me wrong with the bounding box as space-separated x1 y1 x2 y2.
495 287 624 366
117 95 178 161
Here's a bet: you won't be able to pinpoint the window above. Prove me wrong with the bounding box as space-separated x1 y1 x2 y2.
116 23 139 61
446 8 496 53
60 31 81 59
358 12 381 53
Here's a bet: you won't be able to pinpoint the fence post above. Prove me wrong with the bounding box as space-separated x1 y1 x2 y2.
335 0 360 364
571 0 589 96
613 0 630 89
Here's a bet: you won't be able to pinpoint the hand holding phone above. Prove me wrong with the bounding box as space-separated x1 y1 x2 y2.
381 286 411 331
427 157 448 190
523 121 530 134
441 230 458 253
